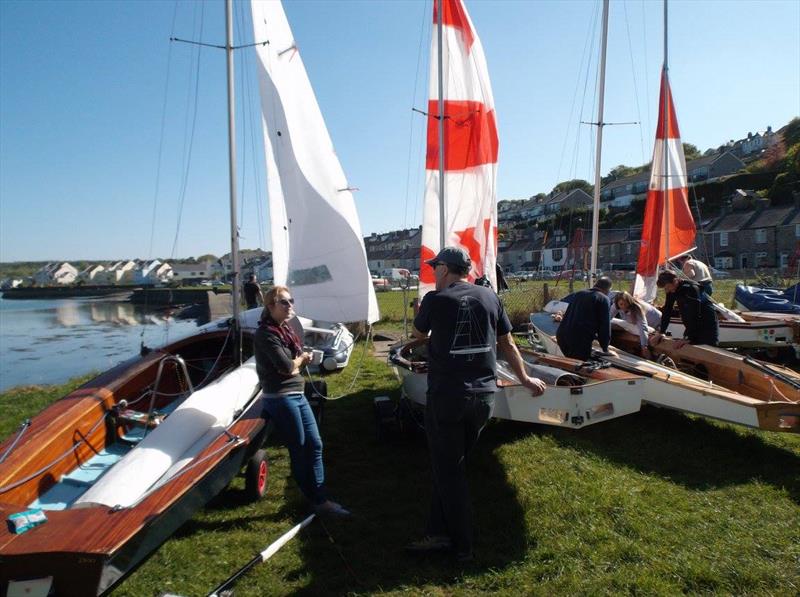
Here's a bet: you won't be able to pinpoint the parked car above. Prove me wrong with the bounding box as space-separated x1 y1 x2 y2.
709 267 731 279
513 270 537 281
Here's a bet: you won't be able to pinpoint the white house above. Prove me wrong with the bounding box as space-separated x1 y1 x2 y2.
32 262 79 286
171 261 214 284
133 260 173 284
78 264 105 283
102 260 138 284
0 278 23 289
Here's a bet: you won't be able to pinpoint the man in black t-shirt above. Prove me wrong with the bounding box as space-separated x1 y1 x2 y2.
406 247 545 561
243 274 263 310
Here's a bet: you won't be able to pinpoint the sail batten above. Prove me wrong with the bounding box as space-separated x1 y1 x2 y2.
251 0 379 324
419 0 498 296
633 68 695 302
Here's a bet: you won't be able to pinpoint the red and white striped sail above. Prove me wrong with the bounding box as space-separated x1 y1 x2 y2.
419 0 499 297
633 68 695 302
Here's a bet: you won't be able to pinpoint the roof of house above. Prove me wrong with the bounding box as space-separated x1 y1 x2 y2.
747 207 796 228
708 210 758 232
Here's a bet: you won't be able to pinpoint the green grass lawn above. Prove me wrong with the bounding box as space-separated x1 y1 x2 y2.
1 338 798 596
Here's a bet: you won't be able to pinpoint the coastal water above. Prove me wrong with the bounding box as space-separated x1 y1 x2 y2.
0 296 207 392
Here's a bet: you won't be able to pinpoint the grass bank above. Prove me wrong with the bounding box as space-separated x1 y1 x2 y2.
1 345 798 595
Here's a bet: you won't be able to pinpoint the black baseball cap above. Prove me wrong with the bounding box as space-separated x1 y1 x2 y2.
425 246 471 269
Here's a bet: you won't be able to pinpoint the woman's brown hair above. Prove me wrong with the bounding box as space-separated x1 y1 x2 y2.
614 290 644 322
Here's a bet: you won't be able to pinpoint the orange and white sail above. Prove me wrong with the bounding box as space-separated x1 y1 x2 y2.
419 0 498 297
633 67 695 302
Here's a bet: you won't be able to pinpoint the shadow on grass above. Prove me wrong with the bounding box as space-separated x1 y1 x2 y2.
265 388 529 594
538 405 800 503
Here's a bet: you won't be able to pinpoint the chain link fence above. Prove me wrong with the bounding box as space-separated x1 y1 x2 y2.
373 279 597 334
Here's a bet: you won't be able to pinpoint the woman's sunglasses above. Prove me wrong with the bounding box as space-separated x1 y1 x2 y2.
276 298 295 306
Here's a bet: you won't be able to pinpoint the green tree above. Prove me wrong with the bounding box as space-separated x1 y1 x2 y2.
682 143 701 160
781 117 800 147
551 179 593 196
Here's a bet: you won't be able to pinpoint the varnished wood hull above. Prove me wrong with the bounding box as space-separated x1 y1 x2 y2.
0 329 267 596
530 314 800 433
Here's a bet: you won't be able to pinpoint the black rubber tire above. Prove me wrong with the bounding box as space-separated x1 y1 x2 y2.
244 449 269 502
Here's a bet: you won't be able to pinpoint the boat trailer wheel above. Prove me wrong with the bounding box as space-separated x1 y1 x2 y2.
245 449 269 502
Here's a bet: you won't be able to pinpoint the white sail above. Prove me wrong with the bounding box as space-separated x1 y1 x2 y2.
251 0 379 324
419 0 499 298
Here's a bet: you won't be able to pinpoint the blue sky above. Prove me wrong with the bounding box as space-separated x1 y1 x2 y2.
1 0 798 262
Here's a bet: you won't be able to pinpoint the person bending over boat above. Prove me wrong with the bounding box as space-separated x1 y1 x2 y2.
406 247 546 562
611 291 662 359
654 271 719 347
555 276 617 361
254 285 349 517
676 254 713 296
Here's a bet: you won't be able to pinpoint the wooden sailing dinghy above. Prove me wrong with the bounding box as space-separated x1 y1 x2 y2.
529 313 800 433
390 0 647 430
1 0 378 593
0 331 268 596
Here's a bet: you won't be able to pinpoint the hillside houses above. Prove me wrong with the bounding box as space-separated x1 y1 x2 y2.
699 205 800 270
600 151 745 208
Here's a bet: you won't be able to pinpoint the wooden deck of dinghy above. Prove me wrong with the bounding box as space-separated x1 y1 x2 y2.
0 330 266 596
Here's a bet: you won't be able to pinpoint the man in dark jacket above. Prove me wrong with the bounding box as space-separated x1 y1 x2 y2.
243 274 263 309
655 270 718 346
555 276 615 361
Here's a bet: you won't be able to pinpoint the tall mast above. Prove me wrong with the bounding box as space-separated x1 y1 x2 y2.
589 0 609 288
437 0 446 248
225 0 241 360
662 0 670 267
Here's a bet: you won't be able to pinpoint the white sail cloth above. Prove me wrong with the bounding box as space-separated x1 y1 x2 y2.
73 360 259 508
251 0 378 324
419 0 499 297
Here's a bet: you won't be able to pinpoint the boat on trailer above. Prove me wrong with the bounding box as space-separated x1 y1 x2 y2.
529 312 800 433
0 328 269 596
1 0 378 593
542 295 800 356
390 339 645 429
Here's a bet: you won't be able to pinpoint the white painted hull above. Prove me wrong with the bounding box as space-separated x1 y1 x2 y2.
390 348 644 430
667 317 795 349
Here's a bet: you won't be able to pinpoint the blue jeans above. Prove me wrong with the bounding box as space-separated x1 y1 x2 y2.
262 392 326 505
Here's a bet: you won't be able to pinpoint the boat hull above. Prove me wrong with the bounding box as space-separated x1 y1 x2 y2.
0 329 268 596
390 341 644 429
530 313 800 434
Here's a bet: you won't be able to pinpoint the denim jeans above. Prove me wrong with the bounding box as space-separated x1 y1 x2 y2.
424 390 494 554
262 392 326 505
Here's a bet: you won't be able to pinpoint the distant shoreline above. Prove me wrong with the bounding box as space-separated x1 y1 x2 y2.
0 285 138 300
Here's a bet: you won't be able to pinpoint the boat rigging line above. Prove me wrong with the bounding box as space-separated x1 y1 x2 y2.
0 420 31 465
169 1 206 261
403 0 430 231
303 325 375 400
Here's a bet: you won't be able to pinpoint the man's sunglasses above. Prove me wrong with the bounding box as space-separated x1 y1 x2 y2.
276 298 295 306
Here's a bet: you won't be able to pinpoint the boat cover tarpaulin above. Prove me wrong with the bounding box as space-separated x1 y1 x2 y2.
735 285 800 314
74 360 259 508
